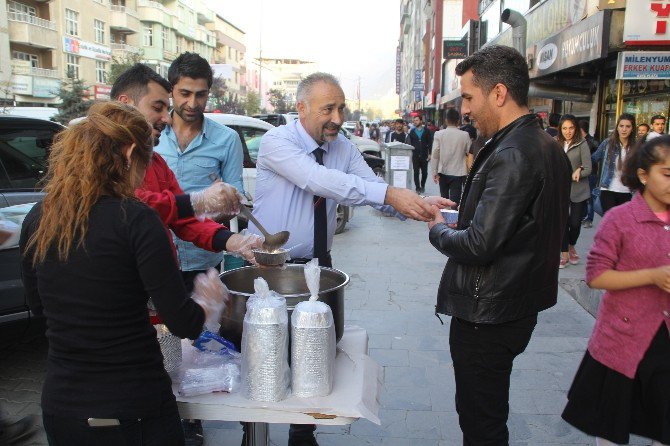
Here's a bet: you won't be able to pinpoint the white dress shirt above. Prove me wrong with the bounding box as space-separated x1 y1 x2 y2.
250 120 400 259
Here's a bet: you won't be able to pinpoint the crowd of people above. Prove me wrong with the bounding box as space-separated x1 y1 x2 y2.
2 43 669 446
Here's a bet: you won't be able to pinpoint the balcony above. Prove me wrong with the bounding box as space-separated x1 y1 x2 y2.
111 43 142 59
110 5 140 33
162 49 177 61
8 12 58 49
11 63 59 79
137 0 174 27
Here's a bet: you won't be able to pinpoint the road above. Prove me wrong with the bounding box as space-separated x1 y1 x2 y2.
0 180 649 445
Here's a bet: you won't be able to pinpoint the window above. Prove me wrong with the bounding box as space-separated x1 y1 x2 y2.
0 126 55 189
11 51 40 68
96 61 107 84
162 26 169 50
65 9 79 36
8 1 36 16
94 19 105 44
66 54 79 78
144 24 153 46
176 37 182 54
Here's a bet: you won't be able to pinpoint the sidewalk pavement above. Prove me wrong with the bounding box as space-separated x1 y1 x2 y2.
0 182 646 445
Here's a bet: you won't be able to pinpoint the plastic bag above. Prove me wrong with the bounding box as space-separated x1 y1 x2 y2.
191 268 228 332
178 348 241 397
290 259 336 397
193 330 240 360
241 278 290 401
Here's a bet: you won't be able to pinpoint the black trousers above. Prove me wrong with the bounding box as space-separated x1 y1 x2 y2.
413 158 429 191
561 200 588 252
449 314 537 446
600 190 632 214
43 407 184 446
438 174 465 206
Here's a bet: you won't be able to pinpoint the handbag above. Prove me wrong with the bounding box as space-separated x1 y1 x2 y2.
592 187 603 217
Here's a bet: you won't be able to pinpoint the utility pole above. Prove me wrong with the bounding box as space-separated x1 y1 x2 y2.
357 76 361 113
258 0 263 110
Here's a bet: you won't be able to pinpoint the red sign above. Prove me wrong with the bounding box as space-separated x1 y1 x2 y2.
94 85 112 100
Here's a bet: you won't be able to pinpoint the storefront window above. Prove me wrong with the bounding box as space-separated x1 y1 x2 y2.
622 79 669 134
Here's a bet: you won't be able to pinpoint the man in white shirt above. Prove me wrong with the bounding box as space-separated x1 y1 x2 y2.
646 114 666 140
431 109 472 206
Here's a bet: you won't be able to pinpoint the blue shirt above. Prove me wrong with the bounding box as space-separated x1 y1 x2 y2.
154 116 244 271
250 120 400 259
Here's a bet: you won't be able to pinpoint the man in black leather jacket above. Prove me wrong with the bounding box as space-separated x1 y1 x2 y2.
427 45 571 445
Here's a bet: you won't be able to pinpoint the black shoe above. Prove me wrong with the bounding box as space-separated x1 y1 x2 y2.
288 435 319 446
0 414 39 445
182 419 204 446
288 424 318 446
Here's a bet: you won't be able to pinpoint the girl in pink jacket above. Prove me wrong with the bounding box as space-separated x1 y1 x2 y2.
562 135 670 446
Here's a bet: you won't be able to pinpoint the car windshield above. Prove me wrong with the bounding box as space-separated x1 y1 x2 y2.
240 127 268 162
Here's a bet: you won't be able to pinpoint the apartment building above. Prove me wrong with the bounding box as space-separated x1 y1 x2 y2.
208 13 246 102
259 58 318 105
4 0 226 106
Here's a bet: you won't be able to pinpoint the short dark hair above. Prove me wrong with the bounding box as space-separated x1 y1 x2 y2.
168 52 213 88
651 114 666 124
622 134 670 191
395 118 404 124
446 108 460 124
638 123 650 130
110 63 171 102
455 45 529 106
548 113 561 127
578 119 590 133
413 115 423 121
463 115 471 123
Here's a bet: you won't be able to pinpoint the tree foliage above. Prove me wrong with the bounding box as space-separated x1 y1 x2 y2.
52 69 93 125
107 50 145 86
208 76 245 115
267 88 292 114
243 90 261 116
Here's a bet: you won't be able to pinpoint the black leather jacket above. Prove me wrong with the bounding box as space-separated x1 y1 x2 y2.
429 114 571 323
408 127 433 162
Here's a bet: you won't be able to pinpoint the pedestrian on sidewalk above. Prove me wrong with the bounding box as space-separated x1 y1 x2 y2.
427 45 571 446
557 114 592 268
580 119 599 229
390 119 408 143
408 115 433 193
592 114 635 214
19 102 227 446
431 108 471 207
562 135 670 446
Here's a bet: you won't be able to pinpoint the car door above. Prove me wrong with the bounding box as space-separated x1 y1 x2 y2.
232 124 270 202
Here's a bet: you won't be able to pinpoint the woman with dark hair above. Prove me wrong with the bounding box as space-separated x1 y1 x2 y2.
592 113 636 213
563 135 670 446
556 114 592 268
19 102 226 446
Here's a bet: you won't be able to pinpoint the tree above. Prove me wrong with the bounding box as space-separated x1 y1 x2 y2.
267 88 290 113
244 90 261 116
52 69 93 125
107 50 144 85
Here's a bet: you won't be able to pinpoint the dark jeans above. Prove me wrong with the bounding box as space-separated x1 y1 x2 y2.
584 174 597 221
413 158 429 191
562 200 588 252
43 408 184 446
438 174 465 206
449 314 537 446
600 190 632 214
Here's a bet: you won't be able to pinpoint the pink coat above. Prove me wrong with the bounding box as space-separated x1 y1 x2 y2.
586 192 670 379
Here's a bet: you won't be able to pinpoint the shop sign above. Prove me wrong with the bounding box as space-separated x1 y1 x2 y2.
11 75 32 95
396 47 401 95
424 91 435 106
63 36 112 61
529 11 608 78
413 69 424 91
94 85 112 100
443 40 467 59
624 0 670 45
616 51 670 79
33 77 60 98
488 0 587 50
414 90 422 102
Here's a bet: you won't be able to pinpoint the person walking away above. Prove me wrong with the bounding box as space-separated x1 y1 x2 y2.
19 102 227 446
354 121 363 137
362 122 370 139
646 114 666 140
408 115 433 193
250 72 448 446
153 52 246 445
459 114 477 141
380 121 390 143
369 123 381 143
431 108 471 207
592 113 636 214
562 135 670 446
390 119 407 143
557 114 592 268
546 112 560 137
427 45 571 446
580 119 599 229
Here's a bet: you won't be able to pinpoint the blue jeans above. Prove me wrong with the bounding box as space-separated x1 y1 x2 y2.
584 174 597 221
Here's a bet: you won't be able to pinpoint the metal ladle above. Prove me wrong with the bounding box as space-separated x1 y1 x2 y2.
238 205 290 251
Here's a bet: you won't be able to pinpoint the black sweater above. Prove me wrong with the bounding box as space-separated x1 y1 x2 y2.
20 197 205 419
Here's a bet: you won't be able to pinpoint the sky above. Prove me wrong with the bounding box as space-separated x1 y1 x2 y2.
205 0 401 102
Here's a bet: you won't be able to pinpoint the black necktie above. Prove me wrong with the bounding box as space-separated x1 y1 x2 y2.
313 148 327 263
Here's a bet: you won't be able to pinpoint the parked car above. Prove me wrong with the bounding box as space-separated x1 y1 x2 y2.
252 113 297 127
0 115 63 343
342 121 357 133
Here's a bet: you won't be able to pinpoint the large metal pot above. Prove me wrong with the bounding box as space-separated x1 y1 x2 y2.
218 265 349 348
